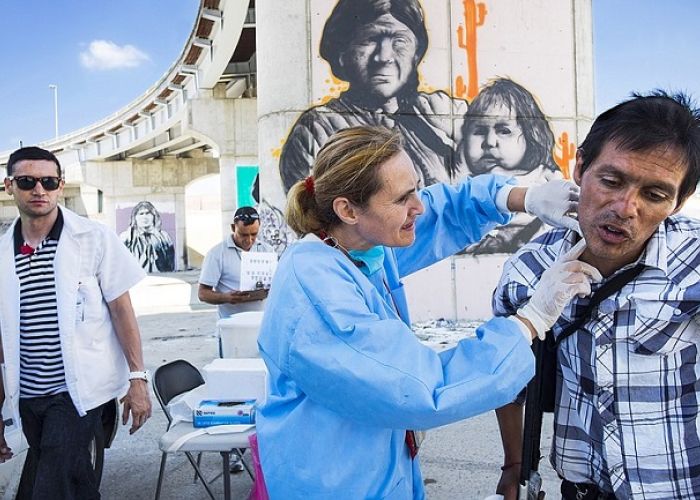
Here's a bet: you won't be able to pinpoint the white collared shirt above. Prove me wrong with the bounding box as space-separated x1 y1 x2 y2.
0 207 146 415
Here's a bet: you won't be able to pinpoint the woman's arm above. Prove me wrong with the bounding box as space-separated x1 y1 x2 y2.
394 174 515 276
506 186 527 212
278 253 534 430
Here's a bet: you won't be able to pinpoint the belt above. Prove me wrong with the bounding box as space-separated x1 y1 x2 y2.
561 479 616 500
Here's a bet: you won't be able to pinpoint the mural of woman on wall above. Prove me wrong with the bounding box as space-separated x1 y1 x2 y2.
120 201 175 272
462 78 561 254
279 0 468 192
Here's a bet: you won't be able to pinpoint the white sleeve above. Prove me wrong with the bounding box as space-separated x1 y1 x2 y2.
97 227 146 302
199 245 222 287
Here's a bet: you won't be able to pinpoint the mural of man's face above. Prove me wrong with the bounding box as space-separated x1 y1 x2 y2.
341 13 418 102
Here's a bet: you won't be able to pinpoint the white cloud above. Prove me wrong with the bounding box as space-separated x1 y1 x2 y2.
80 40 149 70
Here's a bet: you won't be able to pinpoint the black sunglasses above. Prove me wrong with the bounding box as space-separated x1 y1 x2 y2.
8 176 62 191
234 213 260 223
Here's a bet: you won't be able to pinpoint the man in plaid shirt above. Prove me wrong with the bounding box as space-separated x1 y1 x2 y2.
493 91 700 499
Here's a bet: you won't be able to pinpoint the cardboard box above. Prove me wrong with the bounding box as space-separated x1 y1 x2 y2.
193 400 256 427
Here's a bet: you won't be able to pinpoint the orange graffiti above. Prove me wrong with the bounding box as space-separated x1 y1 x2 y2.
554 131 576 179
455 0 487 102
317 75 349 105
270 138 286 160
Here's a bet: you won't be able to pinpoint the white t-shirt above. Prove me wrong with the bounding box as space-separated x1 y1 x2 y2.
199 237 275 318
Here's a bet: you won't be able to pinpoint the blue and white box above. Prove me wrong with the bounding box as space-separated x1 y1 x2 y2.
193 399 256 427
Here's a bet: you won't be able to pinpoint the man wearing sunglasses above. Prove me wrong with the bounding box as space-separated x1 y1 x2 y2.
198 206 275 319
0 146 152 498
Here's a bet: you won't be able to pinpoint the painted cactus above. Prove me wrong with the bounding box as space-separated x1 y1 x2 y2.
554 131 576 179
455 0 487 101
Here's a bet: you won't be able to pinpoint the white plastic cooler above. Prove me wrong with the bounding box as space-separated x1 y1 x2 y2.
217 310 264 358
201 357 269 405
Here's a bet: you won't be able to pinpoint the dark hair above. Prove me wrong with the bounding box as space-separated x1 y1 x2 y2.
233 206 260 226
7 146 62 177
286 126 403 236
320 0 428 95
464 78 556 174
130 201 162 231
579 90 700 206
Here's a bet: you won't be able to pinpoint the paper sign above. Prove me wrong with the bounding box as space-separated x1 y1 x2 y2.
239 251 278 291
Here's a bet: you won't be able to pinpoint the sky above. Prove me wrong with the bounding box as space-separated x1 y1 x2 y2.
592 0 700 112
0 1 699 152
0 1 199 152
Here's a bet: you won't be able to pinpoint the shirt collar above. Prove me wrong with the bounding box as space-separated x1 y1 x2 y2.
640 220 668 273
13 209 64 255
226 236 254 252
561 221 668 275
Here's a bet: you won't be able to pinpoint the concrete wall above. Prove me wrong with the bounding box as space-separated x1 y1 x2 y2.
0 94 259 275
188 94 259 238
78 155 219 271
257 0 594 321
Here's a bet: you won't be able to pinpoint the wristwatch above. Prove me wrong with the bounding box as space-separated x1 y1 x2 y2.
128 370 150 382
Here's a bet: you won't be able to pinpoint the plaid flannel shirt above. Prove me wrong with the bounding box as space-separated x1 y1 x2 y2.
493 216 700 499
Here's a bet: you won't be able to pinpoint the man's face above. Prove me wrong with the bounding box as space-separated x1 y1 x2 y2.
232 220 260 251
574 141 688 276
341 13 418 100
4 159 63 219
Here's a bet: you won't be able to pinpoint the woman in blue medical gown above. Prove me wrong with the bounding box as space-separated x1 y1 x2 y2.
256 126 595 499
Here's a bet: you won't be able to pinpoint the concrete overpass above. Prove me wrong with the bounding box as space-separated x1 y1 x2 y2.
0 0 259 270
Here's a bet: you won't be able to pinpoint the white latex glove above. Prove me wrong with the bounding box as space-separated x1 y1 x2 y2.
524 179 581 234
517 239 603 340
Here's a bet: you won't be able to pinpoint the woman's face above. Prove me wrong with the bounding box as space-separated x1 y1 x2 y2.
465 102 527 174
341 13 418 100
135 207 155 229
352 150 424 248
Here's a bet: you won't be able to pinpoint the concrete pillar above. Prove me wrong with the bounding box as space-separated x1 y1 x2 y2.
219 154 238 238
188 95 259 239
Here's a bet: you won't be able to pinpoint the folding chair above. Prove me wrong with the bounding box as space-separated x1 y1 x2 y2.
152 359 254 500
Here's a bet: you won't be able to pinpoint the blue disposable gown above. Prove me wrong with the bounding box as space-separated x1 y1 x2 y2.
257 175 535 499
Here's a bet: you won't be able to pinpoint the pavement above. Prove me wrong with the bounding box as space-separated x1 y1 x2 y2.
14 271 564 499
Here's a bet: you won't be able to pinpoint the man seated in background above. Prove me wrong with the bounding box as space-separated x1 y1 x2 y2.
493 91 700 499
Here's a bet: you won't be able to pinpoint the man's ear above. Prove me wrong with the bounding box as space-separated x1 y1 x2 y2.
332 197 358 225
572 149 585 186
3 177 12 195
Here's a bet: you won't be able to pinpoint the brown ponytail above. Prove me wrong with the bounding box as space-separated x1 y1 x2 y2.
285 126 403 236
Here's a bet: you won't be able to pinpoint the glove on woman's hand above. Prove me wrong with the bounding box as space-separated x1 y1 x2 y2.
517 239 602 340
524 179 581 233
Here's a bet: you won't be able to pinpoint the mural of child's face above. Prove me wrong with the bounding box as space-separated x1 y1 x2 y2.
341 13 418 101
465 102 527 174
